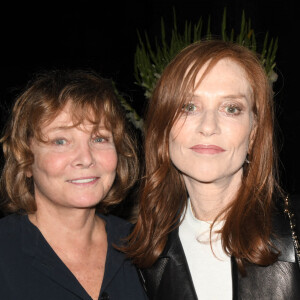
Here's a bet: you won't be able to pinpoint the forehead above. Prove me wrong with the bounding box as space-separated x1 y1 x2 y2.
40 102 107 132
194 58 252 98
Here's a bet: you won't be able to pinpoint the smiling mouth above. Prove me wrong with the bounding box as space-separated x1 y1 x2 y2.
67 177 99 184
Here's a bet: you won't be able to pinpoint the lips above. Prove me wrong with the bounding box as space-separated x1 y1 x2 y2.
67 177 99 184
190 144 225 154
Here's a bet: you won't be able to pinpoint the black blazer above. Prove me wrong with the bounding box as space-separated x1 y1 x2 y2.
0 213 147 300
139 196 300 299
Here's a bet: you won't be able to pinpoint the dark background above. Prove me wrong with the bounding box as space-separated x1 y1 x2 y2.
0 0 298 215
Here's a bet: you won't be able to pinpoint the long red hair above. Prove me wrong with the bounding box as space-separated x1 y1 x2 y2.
123 40 282 273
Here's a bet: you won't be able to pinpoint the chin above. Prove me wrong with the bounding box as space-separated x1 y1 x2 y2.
69 196 103 209
183 170 226 184
194 177 220 184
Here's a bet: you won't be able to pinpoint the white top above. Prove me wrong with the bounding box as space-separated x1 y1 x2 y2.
179 199 232 299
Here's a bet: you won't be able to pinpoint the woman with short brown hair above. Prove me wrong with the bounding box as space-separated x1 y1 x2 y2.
0 69 147 300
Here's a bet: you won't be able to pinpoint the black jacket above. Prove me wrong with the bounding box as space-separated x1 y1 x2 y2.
140 196 300 299
0 213 148 300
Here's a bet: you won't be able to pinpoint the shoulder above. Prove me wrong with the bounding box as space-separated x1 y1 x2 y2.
104 213 132 227
0 213 23 235
0 214 25 256
277 194 300 235
286 194 300 238
98 213 133 243
288 194 300 214
271 194 300 263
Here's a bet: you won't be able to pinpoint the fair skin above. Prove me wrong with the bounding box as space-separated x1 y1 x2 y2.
169 59 256 221
28 102 118 300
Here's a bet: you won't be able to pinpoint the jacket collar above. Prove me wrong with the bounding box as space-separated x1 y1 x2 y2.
21 215 89 298
144 226 198 299
20 214 128 299
149 206 297 300
100 214 130 292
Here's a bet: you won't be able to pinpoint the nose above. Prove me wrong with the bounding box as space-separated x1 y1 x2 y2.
197 110 220 136
72 142 95 168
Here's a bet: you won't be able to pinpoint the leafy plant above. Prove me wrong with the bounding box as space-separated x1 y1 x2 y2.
134 7 278 100
113 84 144 130
118 7 278 131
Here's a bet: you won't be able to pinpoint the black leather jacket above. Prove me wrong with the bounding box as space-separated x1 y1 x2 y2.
139 196 300 299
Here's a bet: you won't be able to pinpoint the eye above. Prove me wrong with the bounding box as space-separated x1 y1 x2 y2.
182 102 196 113
53 139 67 145
224 104 242 115
93 136 107 143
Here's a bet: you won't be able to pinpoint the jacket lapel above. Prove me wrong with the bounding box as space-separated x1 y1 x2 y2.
141 215 300 300
234 204 300 299
99 216 127 292
141 227 198 300
21 216 91 299
231 256 239 300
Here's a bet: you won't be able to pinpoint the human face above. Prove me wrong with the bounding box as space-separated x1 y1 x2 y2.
29 104 118 211
169 59 256 187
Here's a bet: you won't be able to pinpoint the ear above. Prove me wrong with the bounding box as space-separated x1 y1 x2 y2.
248 119 257 153
26 169 33 178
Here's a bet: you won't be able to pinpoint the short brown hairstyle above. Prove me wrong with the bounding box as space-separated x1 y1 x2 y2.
0 69 139 214
124 40 282 274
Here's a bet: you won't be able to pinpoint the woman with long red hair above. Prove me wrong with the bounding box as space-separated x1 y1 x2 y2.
123 40 300 299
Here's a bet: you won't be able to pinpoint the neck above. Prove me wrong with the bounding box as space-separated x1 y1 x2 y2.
184 172 242 221
28 203 103 246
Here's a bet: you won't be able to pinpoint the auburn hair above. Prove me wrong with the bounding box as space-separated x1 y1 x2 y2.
123 40 282 274
0 69 139 214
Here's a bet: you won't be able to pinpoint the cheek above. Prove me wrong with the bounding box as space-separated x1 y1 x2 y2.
169 138 185 168
169 121 189 150
32 153 67 176
224 120 253 149
97 150 118 172
169 135 180 158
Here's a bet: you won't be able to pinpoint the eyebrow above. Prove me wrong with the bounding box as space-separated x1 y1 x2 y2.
46 125 108 133
192 93 249 101
221 94 249 101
